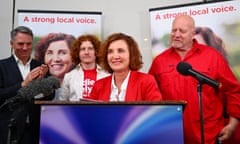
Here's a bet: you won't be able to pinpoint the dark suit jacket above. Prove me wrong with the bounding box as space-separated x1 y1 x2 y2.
0 55 42 144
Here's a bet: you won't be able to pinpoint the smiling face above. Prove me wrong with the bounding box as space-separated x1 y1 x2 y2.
11 32 33 64
107 40 130 73
44 40 73 79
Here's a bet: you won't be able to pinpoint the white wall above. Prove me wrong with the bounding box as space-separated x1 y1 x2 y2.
0 0 13 59
0 0 202 72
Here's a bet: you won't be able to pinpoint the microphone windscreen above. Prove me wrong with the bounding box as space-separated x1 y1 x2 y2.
176 62 192 76
44 76 60 90
18 76 60 101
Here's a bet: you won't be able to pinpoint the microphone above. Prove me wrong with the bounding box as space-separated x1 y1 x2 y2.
176 62 221 89
3 76 60 106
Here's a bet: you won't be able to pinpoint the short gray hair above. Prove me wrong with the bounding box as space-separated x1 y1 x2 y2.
11 26 33 40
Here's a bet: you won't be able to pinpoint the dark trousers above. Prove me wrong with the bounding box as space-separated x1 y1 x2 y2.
0 119 36 144
0 119 9 144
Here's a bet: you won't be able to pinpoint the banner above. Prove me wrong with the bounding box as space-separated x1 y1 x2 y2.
18 10 102 38
18 10 102 54
150 0 240 79
17 10 102 81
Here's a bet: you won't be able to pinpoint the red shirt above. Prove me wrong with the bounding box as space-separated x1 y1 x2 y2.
149 40 240 144
83 69 97 98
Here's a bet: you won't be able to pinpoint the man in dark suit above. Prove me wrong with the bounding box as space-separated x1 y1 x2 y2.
0 26 48 144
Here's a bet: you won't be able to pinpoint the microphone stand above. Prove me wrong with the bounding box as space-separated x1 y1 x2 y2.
9 103 27 144
197 81 205 144
0 99 26 144
7 118 18 144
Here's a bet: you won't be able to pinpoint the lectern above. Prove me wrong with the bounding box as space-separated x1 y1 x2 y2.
35 100 186 144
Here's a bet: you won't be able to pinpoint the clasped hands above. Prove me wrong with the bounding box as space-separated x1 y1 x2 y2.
21 64 49 87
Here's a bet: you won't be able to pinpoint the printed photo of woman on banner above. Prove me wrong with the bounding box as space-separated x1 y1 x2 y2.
17 10 102 82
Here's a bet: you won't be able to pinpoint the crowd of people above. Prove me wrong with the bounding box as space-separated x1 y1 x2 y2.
0 14 239 144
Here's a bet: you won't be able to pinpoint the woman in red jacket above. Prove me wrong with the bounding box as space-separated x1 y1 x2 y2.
89 33 162 102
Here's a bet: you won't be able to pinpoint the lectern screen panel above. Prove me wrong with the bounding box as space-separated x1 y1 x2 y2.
39 104 184 144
